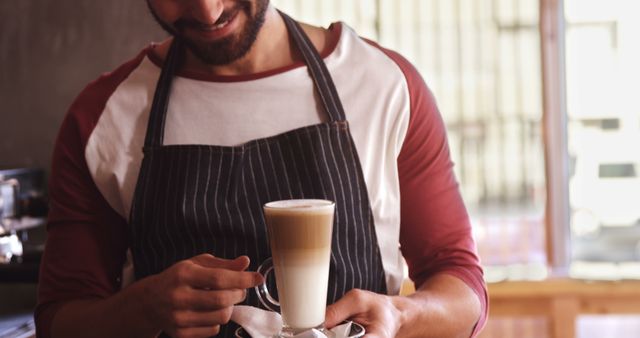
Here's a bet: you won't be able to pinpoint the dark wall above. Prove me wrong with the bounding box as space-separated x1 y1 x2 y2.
0 1 166 172
0 0 166 317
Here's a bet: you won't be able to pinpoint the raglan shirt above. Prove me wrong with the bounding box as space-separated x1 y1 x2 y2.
36 23 487 337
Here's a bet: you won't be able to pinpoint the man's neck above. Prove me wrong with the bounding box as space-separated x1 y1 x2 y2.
152 6 330 77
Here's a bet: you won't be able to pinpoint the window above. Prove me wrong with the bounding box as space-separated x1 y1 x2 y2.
274 0 548 281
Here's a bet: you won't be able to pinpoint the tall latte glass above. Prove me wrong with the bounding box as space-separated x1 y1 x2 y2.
257 199 335 337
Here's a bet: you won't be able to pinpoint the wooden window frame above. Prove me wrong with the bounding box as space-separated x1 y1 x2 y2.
540 0 571 274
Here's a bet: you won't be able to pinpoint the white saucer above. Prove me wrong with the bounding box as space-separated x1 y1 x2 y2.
234 321 365 338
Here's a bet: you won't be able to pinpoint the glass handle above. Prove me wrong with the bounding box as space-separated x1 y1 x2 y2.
255 257 281 313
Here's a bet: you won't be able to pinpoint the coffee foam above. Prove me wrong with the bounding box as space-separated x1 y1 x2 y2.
264 199 334 213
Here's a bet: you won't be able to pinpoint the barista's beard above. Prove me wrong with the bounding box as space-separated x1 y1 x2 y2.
146 0 269 65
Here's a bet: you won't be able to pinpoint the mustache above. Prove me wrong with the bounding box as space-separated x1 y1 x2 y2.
173 1 250 31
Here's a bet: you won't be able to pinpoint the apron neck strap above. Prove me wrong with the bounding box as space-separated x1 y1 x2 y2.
145 37 184 148
144 11 345 148
279 11 346 122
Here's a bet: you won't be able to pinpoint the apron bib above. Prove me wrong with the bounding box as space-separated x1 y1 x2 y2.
128 13 387 337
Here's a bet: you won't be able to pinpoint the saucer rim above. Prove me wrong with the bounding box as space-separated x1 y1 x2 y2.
234 321 365 338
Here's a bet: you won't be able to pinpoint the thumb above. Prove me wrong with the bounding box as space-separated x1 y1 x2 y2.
190 254 251 271
325 290 367 328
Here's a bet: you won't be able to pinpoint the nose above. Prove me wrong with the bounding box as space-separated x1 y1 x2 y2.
189 0 224 24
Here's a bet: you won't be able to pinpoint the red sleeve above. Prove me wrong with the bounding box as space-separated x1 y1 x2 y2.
35 50 147 338
374 46 488 335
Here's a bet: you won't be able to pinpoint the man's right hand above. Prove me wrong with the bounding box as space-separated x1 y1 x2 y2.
141 254 264 338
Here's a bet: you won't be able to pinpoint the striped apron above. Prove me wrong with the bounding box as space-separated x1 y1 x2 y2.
128 13 387 337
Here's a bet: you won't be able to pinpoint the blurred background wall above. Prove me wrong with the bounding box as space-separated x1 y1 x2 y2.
0 0 165 329
0 0 166 172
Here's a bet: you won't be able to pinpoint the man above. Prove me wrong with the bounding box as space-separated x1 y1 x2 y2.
36 0 487 337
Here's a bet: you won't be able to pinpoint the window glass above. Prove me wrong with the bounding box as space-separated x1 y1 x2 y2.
566 0 640 278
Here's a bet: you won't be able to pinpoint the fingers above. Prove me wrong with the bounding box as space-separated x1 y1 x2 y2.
363 333 385 338
184 262 264 290
327 290 403 338
173 307 234 328
187 288 247 311
178 254 263 290
325 289 371 328
167 325 221 338
190 254 250 271
362 323 395 338
152 256 259 337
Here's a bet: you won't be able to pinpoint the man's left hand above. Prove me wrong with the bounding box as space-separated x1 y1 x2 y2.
325 289 413 338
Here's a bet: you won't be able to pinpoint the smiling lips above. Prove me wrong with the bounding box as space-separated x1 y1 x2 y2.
200 10 237 31
211 19 232 30
177 9 241 41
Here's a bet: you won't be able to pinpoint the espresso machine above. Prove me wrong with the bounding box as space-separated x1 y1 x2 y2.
0 177 22 263
0 168 47 282
0 169 46 338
